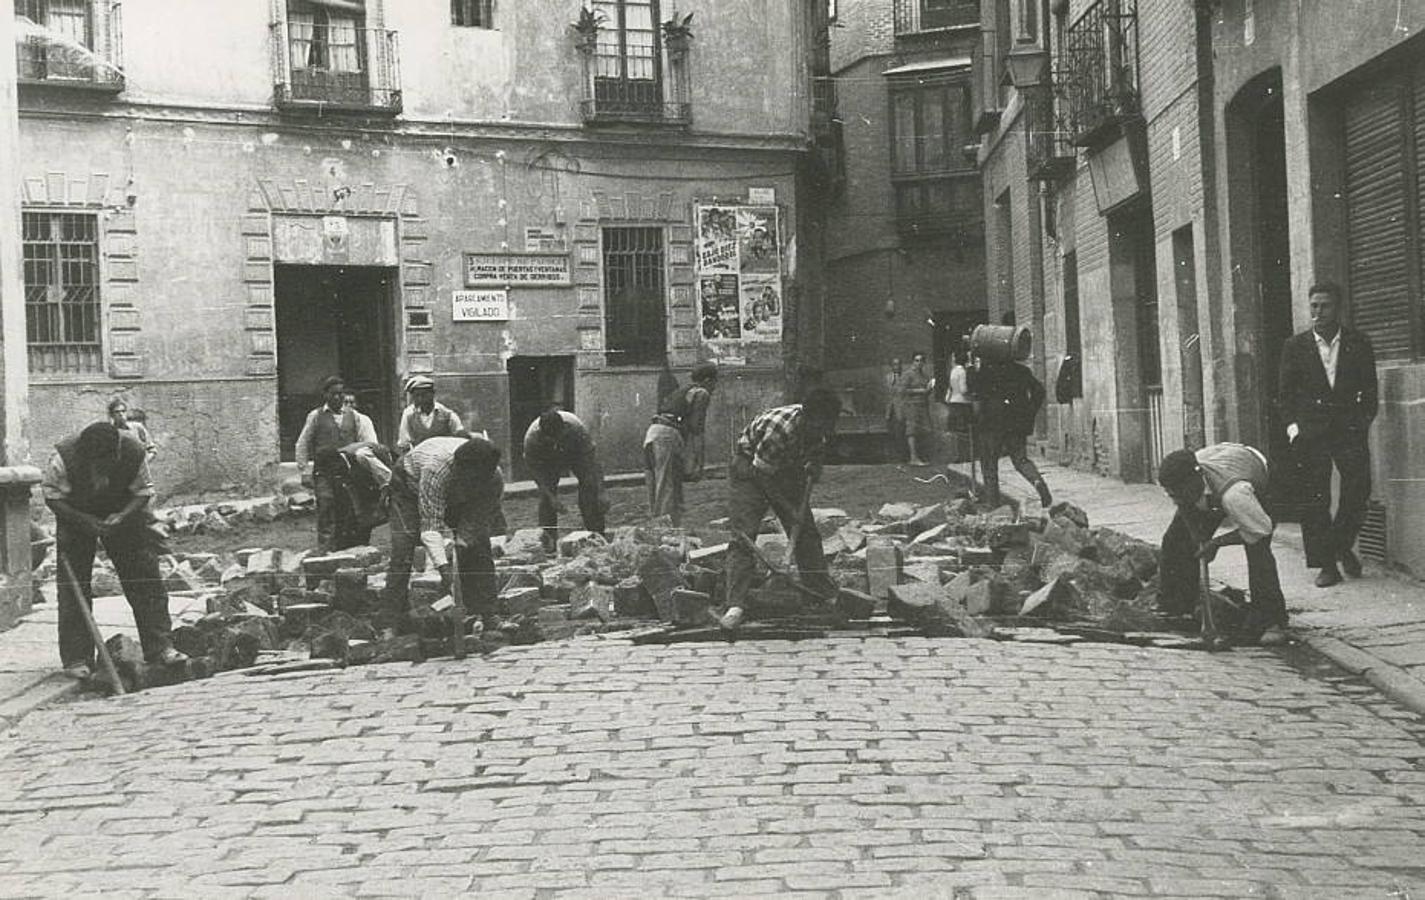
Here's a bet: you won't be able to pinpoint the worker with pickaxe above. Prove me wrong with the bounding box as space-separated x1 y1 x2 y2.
720 389 843 631
1157 444 1288 647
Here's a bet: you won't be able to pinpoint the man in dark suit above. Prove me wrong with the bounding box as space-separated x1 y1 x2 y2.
1278 282 1378 587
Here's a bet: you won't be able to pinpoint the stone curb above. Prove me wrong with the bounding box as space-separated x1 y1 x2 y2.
0 674 82 730
1302 634 1425 717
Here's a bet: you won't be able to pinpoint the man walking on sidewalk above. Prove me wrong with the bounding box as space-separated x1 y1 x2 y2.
720 389 842 631
524 409 607 554
1278 282 1378 588
970 355 1052 508
43 422 187 678
1157 443 1288 646
384 435 506 636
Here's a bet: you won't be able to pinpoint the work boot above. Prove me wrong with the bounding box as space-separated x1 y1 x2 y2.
1035 480 1053 508
1315 564 1342 588
61 662 91 680
1340 548 1363 578
1258 625 1287 647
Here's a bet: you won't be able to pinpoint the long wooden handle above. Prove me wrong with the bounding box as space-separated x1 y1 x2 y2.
783 472 816 569
448 544 466 659
57 552 125 696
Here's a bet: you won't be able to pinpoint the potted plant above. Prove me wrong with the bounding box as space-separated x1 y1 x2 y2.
571 7 604 51
662 12 694 52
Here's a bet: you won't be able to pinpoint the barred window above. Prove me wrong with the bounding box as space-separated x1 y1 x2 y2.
23 211 103 374
451 0 493 27
602 226 666 367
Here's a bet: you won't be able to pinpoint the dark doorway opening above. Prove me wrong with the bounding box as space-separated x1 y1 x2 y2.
1107 201 1162 482
274 265 397 461
507 355 575 481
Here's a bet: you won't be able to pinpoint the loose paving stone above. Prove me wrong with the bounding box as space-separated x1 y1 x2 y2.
2 638 1425 895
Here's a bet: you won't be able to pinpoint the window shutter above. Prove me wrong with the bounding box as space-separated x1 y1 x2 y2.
1344 76 1412 360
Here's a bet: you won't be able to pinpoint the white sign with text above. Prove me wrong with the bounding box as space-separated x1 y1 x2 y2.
452 289 510 322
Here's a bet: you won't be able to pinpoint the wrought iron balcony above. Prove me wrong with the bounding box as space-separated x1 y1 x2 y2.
893 170 983 240
271 22 401 114
894 0 979 35
1061 0 1140 147
1025 83 1075 181
15 1 124 92
577 39 691 127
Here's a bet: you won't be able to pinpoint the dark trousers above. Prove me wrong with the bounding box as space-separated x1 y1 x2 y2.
56 522 174 667
1159 508 1287 635
384 477 497 630
532 452 606 545
976 428 1043 506
886 413 905 462
1297 430 1371 569
314 473 338 553
725 456 835 609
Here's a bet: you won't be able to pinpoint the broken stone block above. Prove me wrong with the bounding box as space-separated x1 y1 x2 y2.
903 560 944 586
219 563 247 585
278 588 332 613
639 548 685 620
986 522 1032 551
302 552 358 589
1041 555 1140 601
498 569 543 593
222 574 271 612
558 530 606 558
986 505 1017 523
287 491 316 510
1123 542 1159 582
667 589 715 627
614 577 656 618
1041 518 1092 557
812 508 850 538
1050 501 1090 530
905 504 945 536
206 592 249 619
234 548 264 567
689 542 729 565
835 588 876 619
876 502 916 522
332 569 376 616
957 546 997 566
91 564 123 598
944 570 974 606
569 583 614 622
962 578 1014 616
499 586 543 618
203 511 232 533
165 561 206 594
755 533 789 563
246 548 283 586
104 633 150 692
910 523 949 545
866 540 903 600
343 545 383 568
1020 575 1079 617
886 582 947 625
681 564 719 598
276 550 308 591
504 528 547 561
837 525 866 553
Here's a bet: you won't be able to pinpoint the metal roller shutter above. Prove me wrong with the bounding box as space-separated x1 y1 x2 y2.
1344 76 1413 360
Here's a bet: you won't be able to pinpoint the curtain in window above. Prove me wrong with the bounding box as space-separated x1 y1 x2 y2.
47 0 90 46
327 15 360 72
289 12 315 69
592 0 656 81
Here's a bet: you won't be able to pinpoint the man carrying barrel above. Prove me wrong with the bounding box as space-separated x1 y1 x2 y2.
968 325 1053 508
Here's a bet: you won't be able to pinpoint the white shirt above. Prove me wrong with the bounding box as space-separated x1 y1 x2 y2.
947 365 970 404
1314 328 1341 389
1197 446 1273 544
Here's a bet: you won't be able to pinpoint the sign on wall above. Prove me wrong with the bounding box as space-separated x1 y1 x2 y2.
694 205 783 344
464 252 571 286
452 289 510 322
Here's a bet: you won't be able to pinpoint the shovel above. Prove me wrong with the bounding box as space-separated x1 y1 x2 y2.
447 544 467 660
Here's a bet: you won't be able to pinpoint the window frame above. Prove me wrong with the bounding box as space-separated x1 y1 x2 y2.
601 225 668 367
451 0 494 28
592 0 661 84
889 78 974 177
22 209 104 375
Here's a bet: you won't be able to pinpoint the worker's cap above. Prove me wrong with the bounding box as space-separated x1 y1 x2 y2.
404 375 435 393
691 361 719 383
320 375 345 393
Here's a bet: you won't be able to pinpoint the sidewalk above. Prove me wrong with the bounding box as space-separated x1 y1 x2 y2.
947 455 1425 714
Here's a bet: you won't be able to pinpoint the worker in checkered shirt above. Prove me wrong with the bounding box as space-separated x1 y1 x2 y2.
383 434 507 636
720 389 843 631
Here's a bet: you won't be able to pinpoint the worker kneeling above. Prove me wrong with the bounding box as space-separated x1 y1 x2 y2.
384 435 507 637
720 389 843 631
1157 443 1288 647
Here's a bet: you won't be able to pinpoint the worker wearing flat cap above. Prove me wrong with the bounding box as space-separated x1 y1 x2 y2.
396 375 466 455
295 375 379 552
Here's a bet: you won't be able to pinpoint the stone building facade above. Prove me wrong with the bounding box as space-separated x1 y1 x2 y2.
15 0 821 492
821 0 987 432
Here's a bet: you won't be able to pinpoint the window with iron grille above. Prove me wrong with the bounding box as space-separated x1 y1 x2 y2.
23 211 103 374
288 2 365 73
451 0 493 28
18 0 95 81
591 0 662 116
602 227 666 367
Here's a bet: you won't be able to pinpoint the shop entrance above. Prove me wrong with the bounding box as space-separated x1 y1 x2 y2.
274 265 397 461
507 355 575 481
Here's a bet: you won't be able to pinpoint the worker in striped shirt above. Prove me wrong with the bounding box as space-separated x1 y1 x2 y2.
383 434 507 636
720 389 843 631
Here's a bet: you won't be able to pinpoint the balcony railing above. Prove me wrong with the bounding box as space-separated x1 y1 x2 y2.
1025 83 1075 181
271 22 401 114
893 170 983 239
1062 0 1139 146
578 40 691 126
894 0 979 35
15 2 124 92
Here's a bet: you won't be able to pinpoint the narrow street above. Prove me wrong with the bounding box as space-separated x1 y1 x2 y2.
2 632 1423 897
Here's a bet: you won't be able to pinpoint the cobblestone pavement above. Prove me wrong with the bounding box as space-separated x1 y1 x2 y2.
2 637 1424 899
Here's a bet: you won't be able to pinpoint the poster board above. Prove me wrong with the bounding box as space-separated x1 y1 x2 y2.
694 205 783 345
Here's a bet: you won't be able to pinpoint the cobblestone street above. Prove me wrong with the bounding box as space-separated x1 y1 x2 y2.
2 636 1423 898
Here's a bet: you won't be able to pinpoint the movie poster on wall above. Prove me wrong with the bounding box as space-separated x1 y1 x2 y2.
694 204 782 344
